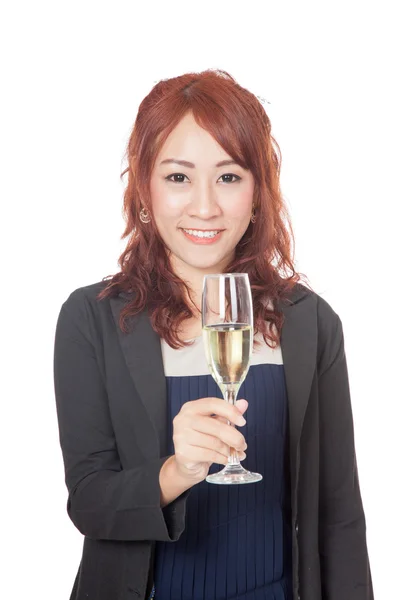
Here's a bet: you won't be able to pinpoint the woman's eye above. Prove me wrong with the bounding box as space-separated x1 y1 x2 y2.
165 173 188 183
165 173 241 184
220 173 241 183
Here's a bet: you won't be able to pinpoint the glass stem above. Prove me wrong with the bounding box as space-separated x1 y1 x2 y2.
224 385 240 467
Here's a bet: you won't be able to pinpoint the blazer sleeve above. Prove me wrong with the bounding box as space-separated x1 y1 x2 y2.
53 299 189 542
317 301 374 599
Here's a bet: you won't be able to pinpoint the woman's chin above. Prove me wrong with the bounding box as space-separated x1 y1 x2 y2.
183 257 230 273
169 247 234 276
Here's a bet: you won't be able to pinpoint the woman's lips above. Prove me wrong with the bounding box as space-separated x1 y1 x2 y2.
180 229 224 245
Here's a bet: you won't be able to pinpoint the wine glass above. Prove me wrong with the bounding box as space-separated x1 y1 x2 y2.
202 273 263 485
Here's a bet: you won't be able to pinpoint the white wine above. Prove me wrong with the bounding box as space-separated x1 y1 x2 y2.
202 275 263 484
203 323 252 387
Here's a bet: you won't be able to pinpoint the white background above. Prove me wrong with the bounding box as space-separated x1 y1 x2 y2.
1 1 398 598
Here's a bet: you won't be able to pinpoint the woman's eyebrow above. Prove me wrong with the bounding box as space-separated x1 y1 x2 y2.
159 158 239 169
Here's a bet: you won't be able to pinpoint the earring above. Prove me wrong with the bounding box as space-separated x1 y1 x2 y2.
139 207 151 224
250 206 257 224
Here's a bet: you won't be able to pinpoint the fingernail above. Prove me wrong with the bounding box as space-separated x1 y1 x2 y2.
237 416 246 426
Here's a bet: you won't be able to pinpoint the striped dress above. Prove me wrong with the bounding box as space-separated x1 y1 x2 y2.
151 331 293 600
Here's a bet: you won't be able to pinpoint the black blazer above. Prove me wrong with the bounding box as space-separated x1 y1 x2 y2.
53 280 374 600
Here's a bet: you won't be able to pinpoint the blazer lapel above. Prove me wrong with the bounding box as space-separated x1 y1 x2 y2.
111 284 318 476
110 295 168 458
278 287 318 492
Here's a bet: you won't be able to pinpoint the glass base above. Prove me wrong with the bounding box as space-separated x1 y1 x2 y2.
206 464 263 485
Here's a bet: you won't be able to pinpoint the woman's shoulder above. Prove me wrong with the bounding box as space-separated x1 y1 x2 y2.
60 279 112 320
279 283 344 372
65 279 109 300
275 283 342 363
56 280 118 348
282 281 340 325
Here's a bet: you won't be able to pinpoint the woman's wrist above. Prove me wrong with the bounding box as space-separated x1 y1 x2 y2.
159 455 201 508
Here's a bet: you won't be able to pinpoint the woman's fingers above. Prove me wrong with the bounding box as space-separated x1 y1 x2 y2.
175 430 231 465
174 414 247 452
176 446 231 467
172 397 248 478
181 397 247 426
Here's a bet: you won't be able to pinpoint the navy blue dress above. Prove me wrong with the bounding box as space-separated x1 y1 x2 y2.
151 335 293 600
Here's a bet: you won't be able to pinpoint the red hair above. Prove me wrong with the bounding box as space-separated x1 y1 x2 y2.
98 69 313 349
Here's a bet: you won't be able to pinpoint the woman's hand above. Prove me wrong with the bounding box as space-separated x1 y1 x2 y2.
172 398 248 482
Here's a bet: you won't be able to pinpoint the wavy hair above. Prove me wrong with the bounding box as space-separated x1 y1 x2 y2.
98 68 312 349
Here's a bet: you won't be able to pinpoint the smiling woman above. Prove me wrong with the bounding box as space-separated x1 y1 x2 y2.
54 68 373 600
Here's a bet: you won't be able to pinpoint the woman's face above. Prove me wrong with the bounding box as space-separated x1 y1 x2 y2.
149 111 255 283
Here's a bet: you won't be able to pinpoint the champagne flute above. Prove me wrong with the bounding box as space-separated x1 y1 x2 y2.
202 273 263 484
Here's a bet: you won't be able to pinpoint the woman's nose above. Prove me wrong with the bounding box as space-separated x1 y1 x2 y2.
187 188 222 219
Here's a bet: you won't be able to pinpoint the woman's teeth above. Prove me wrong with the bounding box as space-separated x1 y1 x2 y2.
183 229 220 238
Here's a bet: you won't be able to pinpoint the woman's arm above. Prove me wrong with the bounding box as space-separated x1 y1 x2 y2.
317 300 374 599
53 302 191 542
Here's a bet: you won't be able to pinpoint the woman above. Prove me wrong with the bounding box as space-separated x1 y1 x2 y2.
54 69 373 600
